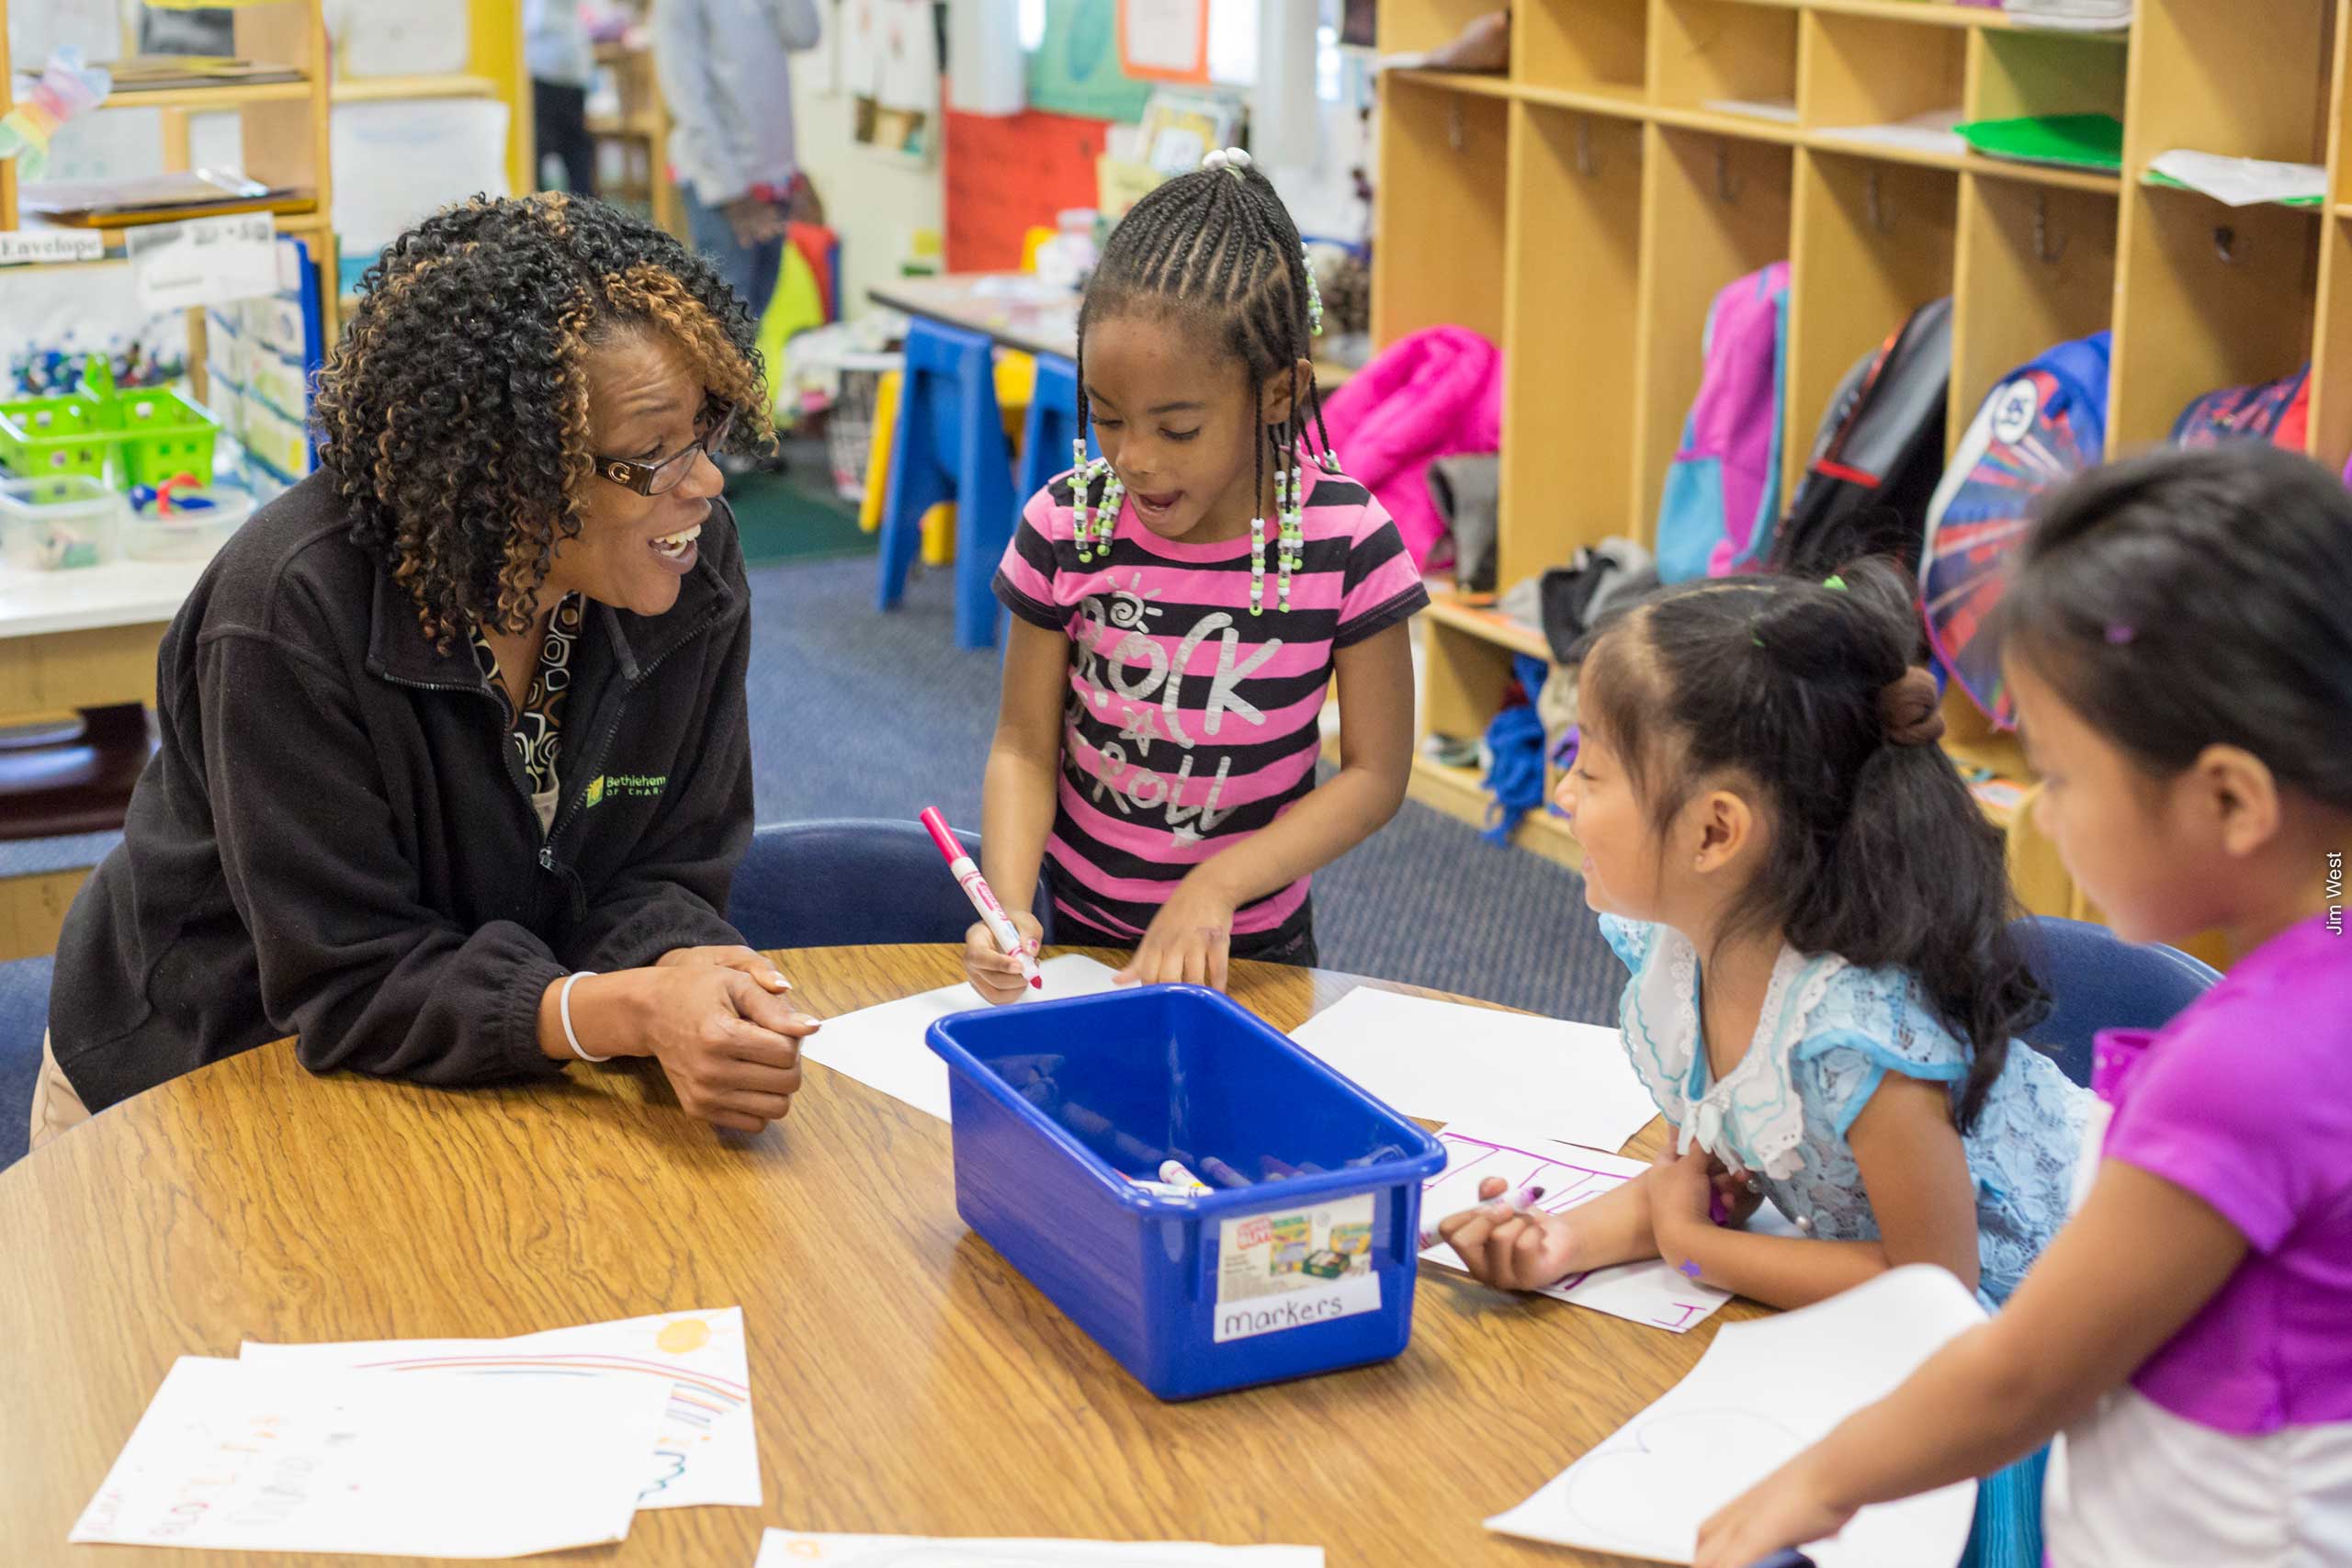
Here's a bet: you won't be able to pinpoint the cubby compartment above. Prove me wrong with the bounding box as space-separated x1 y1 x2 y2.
1633 127 1797 536
1967 28 2128 127
1517 0 1648 103
1950 175 2119 443
1373 79 1510 345
2108 183 2319 449
1498 104 1645 587
1801 12 1966 145
1376 0 1517 59
1651 0 1799 123
1785 151 1960 497
2125 0 2331 185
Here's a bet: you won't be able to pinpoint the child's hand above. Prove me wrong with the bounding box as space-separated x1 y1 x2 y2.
1712 1157 1765 1228
1116 874 1237 989
1650 1145 1719 1254
1438 1176 1584 1292
963 911 1044 1005
1693 1451 1856 1568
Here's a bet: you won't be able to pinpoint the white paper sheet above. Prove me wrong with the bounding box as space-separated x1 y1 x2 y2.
802 954 1124 1121
1419 1125 1732 1333
756 1531 1323 1566
1288 989 1657 1153
72 1356 663 1556
1702 97 1799 125
2150 149 2327 208
1486 1266 1987 1566
240 1307 759 1510
1815 109 1967 160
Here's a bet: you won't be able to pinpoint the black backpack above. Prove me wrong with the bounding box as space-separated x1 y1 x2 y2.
1771 296 1953 578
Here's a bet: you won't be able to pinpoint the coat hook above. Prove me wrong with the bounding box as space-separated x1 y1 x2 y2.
2214 224 2238 264
1715 141 1744 204
2033 191 2066 265
1449 103 1464 152
1866 169 1894 233
1577 116 1599 177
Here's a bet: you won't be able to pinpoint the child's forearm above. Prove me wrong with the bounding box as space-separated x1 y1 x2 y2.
1805 1326 2065 1510
1661 1217 1896 1310
1554 1172 1665 1271
1188 761 1408 906
979 742 1059 911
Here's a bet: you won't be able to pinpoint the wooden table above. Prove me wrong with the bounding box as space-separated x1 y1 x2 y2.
872 273 1362 389
0 945 1752 1565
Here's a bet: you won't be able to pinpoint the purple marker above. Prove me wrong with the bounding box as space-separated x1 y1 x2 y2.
1419 1184 1546 1249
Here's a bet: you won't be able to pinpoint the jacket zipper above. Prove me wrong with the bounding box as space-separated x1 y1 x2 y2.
379 669 548 837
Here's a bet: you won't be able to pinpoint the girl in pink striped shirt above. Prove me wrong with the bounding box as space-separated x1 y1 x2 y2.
968 150 1425 999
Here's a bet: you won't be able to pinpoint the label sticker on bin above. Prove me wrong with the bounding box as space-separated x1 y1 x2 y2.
1213 1195 1382 1343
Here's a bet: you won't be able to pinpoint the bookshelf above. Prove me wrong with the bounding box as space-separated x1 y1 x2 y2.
1375 0 2333 952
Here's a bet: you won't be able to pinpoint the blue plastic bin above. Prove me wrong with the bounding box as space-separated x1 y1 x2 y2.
926 985 1447 1401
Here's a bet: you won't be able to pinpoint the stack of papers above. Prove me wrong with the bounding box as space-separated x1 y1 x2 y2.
1486 1267 1987 1565
73 1308 757 1556
2148 150 2328 209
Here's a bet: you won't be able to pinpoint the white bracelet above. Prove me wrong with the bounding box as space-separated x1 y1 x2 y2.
560 971 609 1063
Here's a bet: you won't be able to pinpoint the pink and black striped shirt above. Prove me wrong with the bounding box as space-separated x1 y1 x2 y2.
993 462 1427 942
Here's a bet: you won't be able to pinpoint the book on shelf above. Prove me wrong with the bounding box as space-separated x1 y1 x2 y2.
20 171 306 228
106 55 307 92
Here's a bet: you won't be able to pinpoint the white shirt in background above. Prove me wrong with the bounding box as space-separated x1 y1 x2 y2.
525 0 595 88
651 0 824 207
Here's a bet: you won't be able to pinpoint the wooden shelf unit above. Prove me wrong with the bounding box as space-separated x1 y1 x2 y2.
0 1 342 345
1376 0 2340 933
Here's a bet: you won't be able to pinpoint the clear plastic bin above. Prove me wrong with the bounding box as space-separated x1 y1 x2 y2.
126 486 255 563
0 475 127 571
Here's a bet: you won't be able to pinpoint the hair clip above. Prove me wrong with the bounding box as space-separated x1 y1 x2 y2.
1302 243 1326 337
1821 574 1849 593
2104 623 2137 645
1202 146 1251 178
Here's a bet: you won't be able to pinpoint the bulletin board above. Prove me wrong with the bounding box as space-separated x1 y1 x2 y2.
943 107 1112 274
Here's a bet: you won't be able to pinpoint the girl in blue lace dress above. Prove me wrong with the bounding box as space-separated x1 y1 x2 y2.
1441 559 2086 1567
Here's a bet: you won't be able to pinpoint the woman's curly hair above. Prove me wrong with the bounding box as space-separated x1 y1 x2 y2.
313 193 769 646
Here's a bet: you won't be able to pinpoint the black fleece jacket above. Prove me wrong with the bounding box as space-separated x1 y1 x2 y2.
50 469 755 1111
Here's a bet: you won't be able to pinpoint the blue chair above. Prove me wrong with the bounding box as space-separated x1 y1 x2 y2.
726 819 988 951
2012 915 2221 1088
1016 353 1088 510
876 319 1018 650
0 954 56 1168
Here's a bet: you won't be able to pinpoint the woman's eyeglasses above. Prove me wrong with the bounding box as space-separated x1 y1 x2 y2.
594 404 737 496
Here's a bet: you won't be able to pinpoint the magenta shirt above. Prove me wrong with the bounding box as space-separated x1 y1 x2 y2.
2093 913 2352 1435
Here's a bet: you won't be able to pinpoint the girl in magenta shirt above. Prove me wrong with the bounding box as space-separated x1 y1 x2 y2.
967 151 1423 998
1700 445 2352 1566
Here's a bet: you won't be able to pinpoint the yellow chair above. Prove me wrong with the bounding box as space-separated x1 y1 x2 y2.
859 354 1036 568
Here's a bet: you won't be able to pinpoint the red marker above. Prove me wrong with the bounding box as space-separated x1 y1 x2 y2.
922 807 1042 990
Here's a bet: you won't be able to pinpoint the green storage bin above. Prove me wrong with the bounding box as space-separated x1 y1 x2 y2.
110 387 220 490
0 396 120 480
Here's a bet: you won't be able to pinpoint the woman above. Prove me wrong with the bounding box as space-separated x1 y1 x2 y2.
36 195 808 1145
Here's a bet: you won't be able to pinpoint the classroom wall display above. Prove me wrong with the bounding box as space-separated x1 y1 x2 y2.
1032 0 1155 123
841 0 942 163
0 264 189 399
944 107 1111 273
1118 0 1210 85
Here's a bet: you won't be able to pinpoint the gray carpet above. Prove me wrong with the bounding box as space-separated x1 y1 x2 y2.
2 555 1626 1025
744 555 1623 1024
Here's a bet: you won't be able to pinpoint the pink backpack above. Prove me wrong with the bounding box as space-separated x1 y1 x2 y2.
1654 261 1790 582
1319 326 1502 569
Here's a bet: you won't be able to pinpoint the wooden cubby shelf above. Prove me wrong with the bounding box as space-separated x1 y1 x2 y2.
1376 0 2346 936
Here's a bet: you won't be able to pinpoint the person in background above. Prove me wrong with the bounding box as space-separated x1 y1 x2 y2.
526 0 598 197
651 0 821 322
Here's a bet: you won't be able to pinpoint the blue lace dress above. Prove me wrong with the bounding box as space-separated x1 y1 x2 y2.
1601 915 2089 1568
1601 914 2087 1306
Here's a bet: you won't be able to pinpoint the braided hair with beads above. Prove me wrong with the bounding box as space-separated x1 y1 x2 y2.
1072 147 1337 614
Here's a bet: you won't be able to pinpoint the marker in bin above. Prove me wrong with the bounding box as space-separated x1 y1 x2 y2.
921 806 1040 990
1418 1184 1547 1249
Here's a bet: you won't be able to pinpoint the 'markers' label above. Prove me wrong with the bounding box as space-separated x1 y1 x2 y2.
1213 1194 1380 1343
